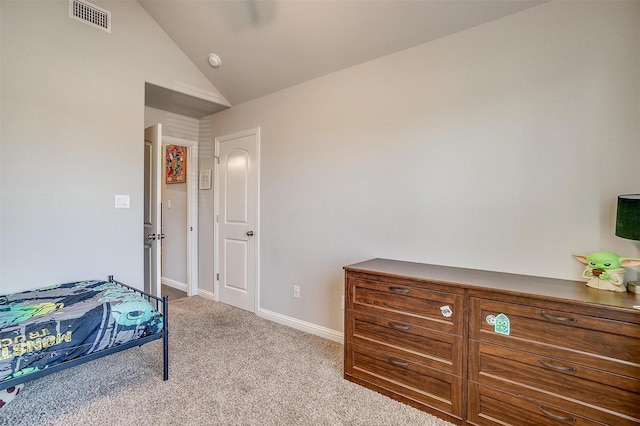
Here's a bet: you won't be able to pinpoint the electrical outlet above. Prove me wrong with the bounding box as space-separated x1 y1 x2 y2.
293 285 300 299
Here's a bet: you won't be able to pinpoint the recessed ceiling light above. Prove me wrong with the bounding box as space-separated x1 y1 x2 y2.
208 53 222 68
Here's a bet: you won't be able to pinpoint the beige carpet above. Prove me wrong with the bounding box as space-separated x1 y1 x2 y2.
1 297 455 426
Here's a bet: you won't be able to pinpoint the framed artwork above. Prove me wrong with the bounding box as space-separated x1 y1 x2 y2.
166 145 187 184
199 169 212 190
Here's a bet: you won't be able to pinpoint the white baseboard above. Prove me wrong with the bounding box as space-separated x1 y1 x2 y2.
186 291 342 342
197 288 215 300
161 277 187 292
257 308 343 343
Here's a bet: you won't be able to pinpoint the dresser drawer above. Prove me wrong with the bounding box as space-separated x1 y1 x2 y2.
347 311 462 374
468 382 610 426
348 277 463 335
345 342 463 417
469 297 640 378
469 341 640 422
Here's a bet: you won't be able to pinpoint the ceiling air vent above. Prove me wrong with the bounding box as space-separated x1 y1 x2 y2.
69 0 111 33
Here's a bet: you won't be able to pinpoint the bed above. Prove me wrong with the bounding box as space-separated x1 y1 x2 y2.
0 276 168 395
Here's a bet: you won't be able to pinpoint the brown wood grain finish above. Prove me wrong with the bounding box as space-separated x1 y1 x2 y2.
344 373 464 425
469 341 639 420
344 259 640 426
344 267 465 423
346 342 462 415
345 258 640 310
468 383 607 426
469 298 640 368
350 277 463 334
469 296 640 425
349 311 462 373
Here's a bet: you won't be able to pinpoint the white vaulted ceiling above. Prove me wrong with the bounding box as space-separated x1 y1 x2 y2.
139 0 546 106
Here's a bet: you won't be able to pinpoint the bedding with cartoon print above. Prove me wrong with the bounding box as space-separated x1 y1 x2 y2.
0 280 163 384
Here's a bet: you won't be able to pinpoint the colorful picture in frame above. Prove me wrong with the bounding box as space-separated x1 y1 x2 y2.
166 145 187 184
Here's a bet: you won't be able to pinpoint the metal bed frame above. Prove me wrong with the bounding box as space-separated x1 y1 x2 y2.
0 275 169 391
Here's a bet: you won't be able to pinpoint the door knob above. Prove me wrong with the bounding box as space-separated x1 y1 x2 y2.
147 233 156 240
246 231 254 237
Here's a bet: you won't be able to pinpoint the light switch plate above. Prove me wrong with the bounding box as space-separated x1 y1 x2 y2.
115 194 130 208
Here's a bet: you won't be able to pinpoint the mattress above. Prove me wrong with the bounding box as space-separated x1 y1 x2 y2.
0 280 164 383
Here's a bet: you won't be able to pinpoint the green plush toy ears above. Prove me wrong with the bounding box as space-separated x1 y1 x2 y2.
573 254 590 265
620 258 640 268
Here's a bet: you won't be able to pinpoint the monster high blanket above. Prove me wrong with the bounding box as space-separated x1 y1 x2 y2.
0 280 163 384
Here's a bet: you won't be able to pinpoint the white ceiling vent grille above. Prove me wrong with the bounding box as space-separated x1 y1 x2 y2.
69 0 111 33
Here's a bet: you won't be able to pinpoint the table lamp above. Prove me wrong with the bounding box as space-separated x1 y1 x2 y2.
615 194 640 293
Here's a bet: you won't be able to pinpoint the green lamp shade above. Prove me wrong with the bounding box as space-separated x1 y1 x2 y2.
615 194 640 240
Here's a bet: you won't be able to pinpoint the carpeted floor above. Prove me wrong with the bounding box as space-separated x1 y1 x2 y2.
1 297 455 426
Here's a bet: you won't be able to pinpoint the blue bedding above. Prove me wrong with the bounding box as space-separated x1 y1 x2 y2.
0 280 164 383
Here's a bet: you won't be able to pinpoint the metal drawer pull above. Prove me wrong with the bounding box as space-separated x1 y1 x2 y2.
538 311 576 322
389 287 410 294
387 358 409 368
388 322 410 331
537 359 576 372
537 406 576 422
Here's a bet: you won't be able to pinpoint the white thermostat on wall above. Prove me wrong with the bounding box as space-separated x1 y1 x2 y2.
115 194 130 208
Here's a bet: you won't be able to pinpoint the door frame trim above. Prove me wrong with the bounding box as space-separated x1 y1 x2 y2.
214 127 260 312
162 135 199 297
144 124 163 298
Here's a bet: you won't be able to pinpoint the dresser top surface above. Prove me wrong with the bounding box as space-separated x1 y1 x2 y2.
345 258 640 312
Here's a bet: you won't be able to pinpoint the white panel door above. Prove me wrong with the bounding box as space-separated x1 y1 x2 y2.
217 129 259 312
144 124 162 297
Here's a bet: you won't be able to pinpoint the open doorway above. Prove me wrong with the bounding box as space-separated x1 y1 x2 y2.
144 82 229 301
144 124 199 299
161 135 199 298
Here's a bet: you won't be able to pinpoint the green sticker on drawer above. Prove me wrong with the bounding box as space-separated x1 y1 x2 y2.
494 313 510 336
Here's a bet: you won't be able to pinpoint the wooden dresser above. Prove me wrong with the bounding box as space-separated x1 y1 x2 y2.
343 258 640 426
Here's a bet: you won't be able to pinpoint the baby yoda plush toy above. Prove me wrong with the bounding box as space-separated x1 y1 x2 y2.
573 251 640 292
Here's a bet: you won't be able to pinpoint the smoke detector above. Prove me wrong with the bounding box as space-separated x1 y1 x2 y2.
208 54 222 68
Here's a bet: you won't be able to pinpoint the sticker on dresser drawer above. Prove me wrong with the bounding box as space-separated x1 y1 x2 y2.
469 297 640 379
484 313 510 335
439 305 452 318
494 313 510 336
348 277 463 335
485 314 496 326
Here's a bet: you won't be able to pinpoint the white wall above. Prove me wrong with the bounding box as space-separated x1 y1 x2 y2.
2 0 638 336
0 0 223 293
207 1 640 332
